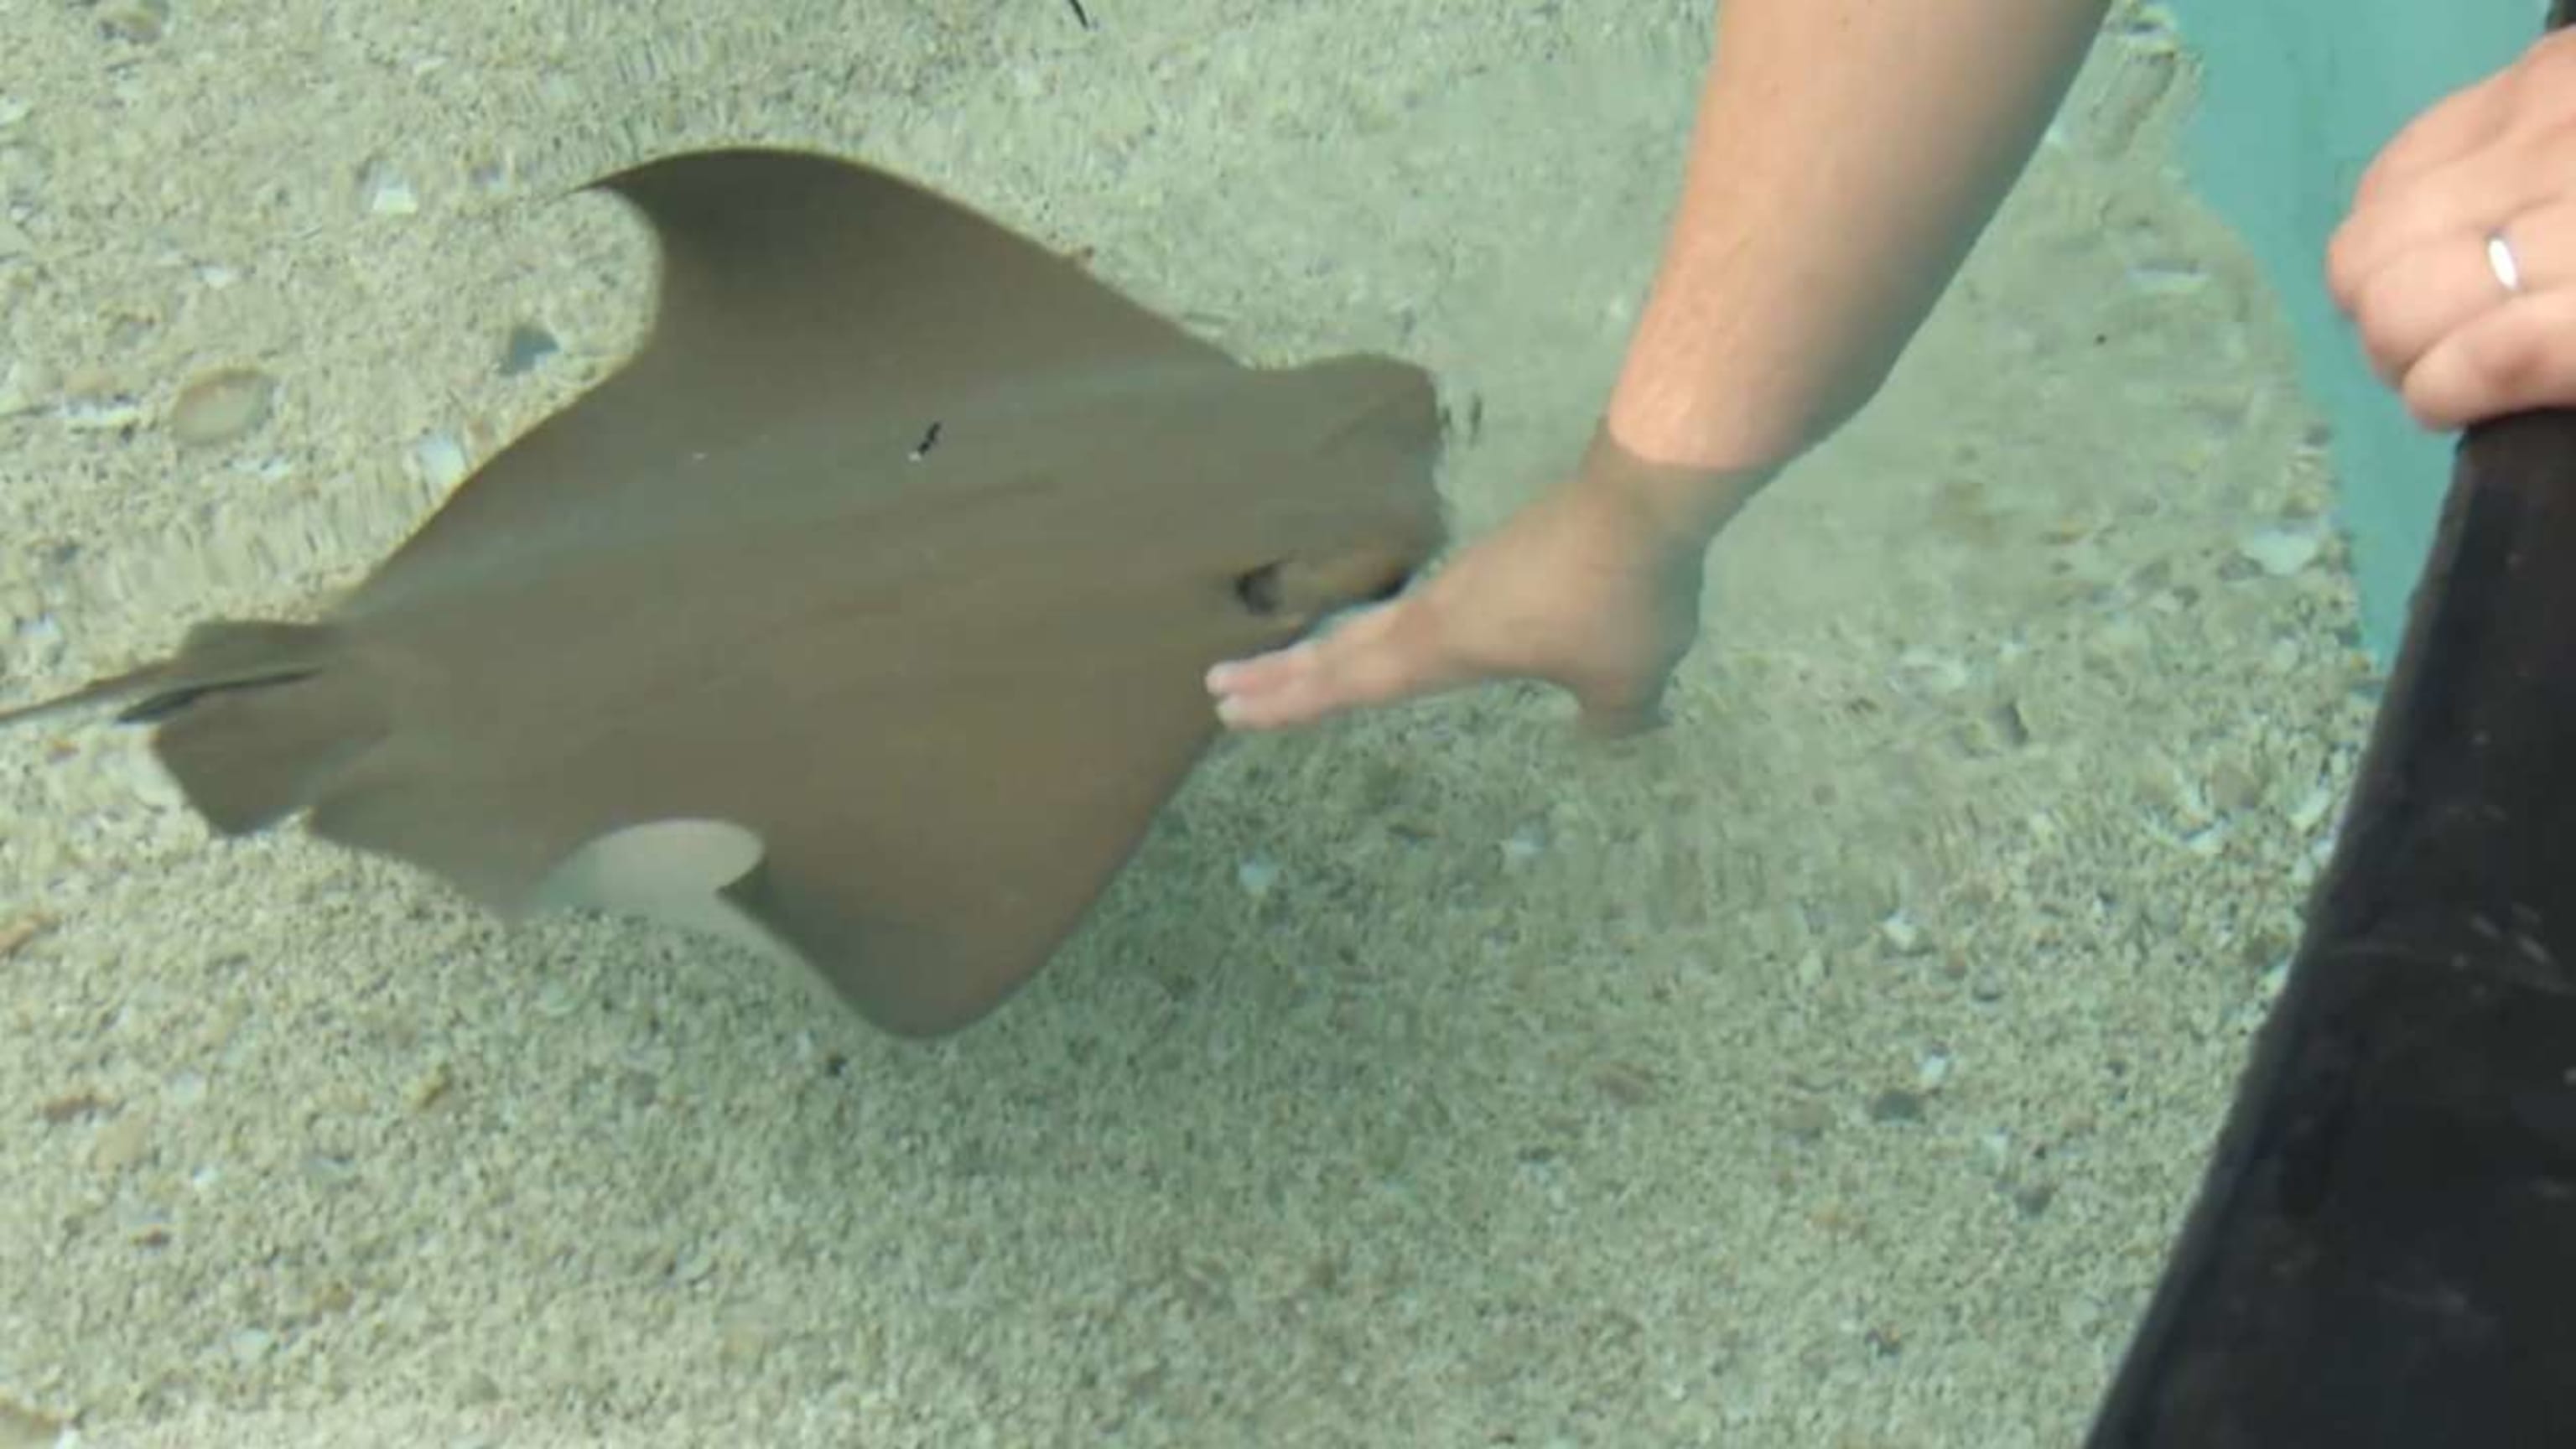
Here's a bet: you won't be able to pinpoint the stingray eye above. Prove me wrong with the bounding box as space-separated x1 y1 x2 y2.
1363 565 1411 604
1232 561 1286 615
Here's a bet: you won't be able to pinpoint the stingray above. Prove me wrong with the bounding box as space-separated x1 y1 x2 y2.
0 148 1445 1036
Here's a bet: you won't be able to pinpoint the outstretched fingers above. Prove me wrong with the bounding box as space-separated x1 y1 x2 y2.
1205 599 1467 730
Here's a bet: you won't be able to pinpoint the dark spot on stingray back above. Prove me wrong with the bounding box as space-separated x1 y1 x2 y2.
1233 562 1285 615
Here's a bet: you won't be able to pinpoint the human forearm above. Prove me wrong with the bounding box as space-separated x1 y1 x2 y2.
1604 0 2108 533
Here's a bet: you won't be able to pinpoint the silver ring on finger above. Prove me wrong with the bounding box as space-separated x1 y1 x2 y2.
2487 228 2525 296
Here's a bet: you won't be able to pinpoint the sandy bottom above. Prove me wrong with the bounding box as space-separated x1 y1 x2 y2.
0 3 2377 1444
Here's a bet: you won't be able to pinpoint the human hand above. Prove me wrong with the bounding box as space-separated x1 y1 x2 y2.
1203 427 1766 737
2327 29 2576 429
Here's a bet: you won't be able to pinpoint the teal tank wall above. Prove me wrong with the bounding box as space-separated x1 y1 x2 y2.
2164 0 2542 657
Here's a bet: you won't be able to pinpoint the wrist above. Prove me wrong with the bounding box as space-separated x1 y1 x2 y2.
1577 418 1780 552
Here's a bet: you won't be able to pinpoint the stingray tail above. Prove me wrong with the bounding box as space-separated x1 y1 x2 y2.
0 620 383 834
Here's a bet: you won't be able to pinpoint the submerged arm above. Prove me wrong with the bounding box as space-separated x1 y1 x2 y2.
1208 0 2110 731
1605 0 2111 537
